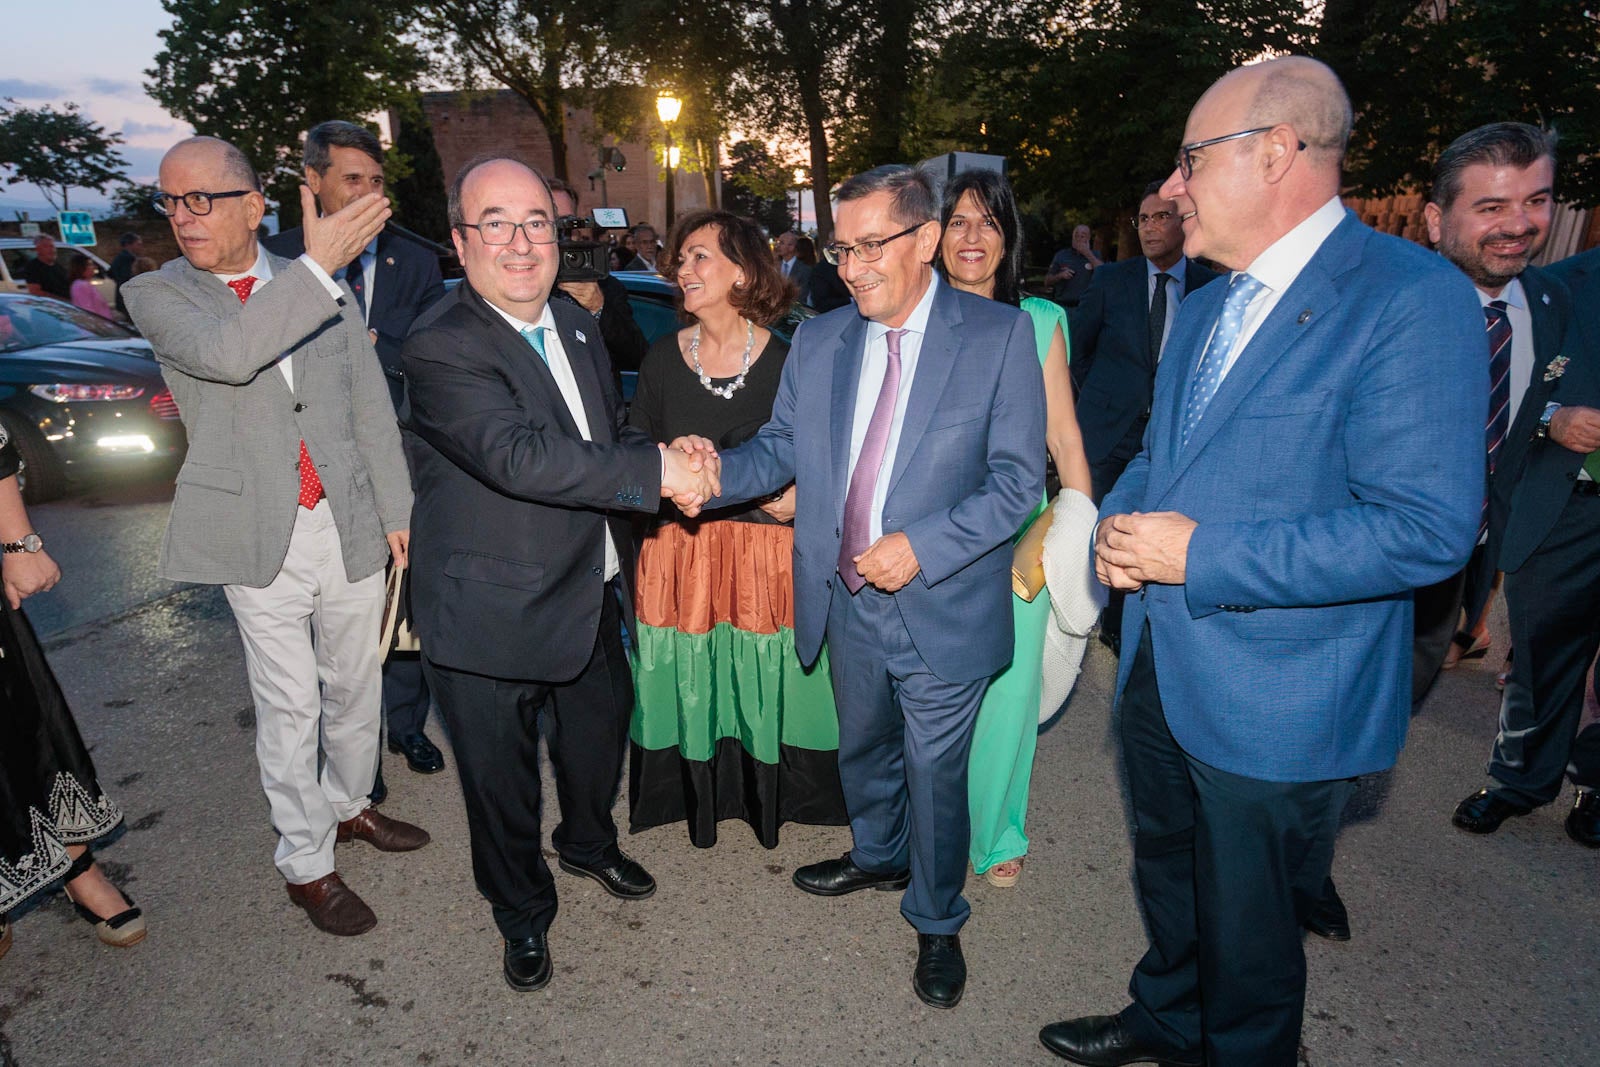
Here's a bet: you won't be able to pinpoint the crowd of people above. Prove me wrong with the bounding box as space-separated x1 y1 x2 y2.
1 51 1597 1067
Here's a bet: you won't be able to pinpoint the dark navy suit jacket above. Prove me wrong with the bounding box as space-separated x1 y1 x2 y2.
1101 212 1485 782
1071 255 1218 464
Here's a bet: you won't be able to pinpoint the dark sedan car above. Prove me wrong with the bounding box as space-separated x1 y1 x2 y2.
0 294 186 502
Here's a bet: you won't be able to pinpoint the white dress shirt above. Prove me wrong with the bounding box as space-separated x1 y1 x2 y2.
847 273 941 544
215 246 344 389
1208 196 1347 383
1147 256 1190 362
485 300 620 580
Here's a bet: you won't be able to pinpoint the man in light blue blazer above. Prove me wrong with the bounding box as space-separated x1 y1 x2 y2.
698 165 1045 1009
1039 59 1484 1067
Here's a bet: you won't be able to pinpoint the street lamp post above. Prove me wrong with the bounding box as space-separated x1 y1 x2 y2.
793 167 807 233
656 91 682 228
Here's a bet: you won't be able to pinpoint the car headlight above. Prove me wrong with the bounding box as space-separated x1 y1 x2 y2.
29 384 147 403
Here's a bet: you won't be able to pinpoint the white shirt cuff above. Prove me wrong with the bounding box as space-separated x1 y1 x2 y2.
297 253 346 302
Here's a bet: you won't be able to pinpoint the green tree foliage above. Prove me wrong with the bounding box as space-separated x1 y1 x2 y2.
111 182 167 221
722 140 797 236
146 0 425 225
1315 0 1600 205
388 96 451 244
0 100 128 211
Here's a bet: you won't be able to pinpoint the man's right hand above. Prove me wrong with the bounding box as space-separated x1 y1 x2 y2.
1549 405 1600 454
661 444 722 516
300 185 391 277
1094 516 1144 591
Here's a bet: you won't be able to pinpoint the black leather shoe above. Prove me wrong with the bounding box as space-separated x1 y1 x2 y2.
388 732 445 774
1098 628 1122 657
503 933 551 992
1304 878 1351 941
1452 788 1533 834
1039 1014 1201 1066
912 933 965 1009
558 852 656 900
792 853 911 897
1566 790 1600 848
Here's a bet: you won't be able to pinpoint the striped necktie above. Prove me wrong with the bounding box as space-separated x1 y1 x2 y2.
1481 301 1512 538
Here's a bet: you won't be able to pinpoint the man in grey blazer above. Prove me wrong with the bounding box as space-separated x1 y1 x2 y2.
124 137 429 938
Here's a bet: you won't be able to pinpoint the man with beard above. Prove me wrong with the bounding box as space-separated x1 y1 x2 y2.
1412 124 1568 707
1439 126 1600 845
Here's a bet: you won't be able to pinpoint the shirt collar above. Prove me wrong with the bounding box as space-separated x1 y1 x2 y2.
867 271 940 344
484 294 555 338
1238 196 1346 296
1478 275 1526 311
1147 256 1188 287
215 245 271 286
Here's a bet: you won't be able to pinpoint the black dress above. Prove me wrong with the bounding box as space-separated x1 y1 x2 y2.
0 436 122 912
626 331 848 847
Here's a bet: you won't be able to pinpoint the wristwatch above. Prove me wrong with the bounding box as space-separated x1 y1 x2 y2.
2 533 42 554
1534 401 1561 440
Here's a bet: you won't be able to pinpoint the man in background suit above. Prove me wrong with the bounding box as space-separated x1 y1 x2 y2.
109 232 142 315
624 223 660 272
1071 181 1219 501
1041 58 1483 1066
124 137 429 938
545 178 649 376
695 164 1045 1009
265 120 449 788
401 155 713 992
1071 180 1219 659
1451 236 1600 847
775 230 813 297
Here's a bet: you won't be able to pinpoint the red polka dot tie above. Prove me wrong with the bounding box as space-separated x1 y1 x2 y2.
227 274 323 509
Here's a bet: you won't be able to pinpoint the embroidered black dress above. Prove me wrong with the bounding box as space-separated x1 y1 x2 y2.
0 435 122 912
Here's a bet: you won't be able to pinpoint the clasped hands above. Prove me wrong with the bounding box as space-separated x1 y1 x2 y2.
660 436 722 515
1095 511 1197 590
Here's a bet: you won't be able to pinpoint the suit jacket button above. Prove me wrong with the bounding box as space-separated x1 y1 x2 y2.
592 566 602 576
293 402 305 412
826 579 833 590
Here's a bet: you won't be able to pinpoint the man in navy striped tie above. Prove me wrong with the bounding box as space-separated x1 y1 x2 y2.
1427 126 1600 843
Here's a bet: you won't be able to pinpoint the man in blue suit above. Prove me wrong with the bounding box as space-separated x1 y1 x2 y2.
264 120 449 788
1040 58 1483 1067
690 164 1045 1009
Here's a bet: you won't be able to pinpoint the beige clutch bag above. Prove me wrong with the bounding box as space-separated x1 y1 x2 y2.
1011 505 1054 602
379 564 421 658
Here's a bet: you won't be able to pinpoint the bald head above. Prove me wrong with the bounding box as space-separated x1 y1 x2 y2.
1237 57 1351 169
163 136 261 192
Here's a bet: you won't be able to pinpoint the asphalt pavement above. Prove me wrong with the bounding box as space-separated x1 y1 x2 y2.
1 477 1596 1066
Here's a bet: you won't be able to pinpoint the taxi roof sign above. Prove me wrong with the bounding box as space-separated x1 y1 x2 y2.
57 211 96 246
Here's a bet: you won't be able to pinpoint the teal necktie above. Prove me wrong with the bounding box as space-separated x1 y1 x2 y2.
521 325 547 362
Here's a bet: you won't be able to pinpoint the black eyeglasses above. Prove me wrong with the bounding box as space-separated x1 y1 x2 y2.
151 189 252 217
823 222 925 265
1132 210 1176 228
456 218 557 246
1174 127 1306 180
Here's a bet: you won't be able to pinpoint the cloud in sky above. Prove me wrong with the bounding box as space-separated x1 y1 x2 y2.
122 119 182 138
0 78 67 99
87 78 143 98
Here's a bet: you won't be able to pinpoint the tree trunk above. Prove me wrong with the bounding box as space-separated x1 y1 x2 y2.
798 82 833 243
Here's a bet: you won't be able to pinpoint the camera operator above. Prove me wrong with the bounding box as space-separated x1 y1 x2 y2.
547 179 649 376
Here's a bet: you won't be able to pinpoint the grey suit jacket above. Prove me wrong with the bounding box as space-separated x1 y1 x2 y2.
123 251 411 587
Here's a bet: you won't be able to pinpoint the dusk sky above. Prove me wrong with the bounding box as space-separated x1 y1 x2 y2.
3 0 191 217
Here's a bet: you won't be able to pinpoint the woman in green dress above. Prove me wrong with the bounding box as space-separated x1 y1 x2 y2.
938 170 1093 887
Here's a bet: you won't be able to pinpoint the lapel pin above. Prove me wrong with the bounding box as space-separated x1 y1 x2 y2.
1297 309 1312 324
385 256 395 267
1542 292 1551 305
575 329 587 344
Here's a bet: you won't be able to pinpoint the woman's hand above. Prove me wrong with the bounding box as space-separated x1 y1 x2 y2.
3 549 61 608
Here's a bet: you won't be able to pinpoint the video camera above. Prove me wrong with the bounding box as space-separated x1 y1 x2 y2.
555 206 630 284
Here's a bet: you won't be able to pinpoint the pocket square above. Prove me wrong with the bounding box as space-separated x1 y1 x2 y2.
575 329 587 343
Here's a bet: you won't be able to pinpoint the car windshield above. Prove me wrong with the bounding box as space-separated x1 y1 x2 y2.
0 296 135 352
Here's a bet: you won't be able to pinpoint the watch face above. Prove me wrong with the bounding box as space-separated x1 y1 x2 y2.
22 534 40 553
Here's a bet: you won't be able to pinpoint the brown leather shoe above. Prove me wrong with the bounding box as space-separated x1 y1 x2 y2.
336 808 431 852
286 873 377 936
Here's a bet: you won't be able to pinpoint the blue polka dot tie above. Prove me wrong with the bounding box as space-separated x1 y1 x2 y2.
1182 272 1265 448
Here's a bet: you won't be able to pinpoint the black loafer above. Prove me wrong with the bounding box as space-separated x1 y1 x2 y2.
1039 1014 1201 1066
503 933 551 992
1452 788 1532 834
1304 878 1351 941
388 732 445 774
912 933 966 1009
792 853 911 897
1566 790 1600 848
558 852 656 900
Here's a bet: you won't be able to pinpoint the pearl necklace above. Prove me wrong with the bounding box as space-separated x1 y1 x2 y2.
690 320 754 399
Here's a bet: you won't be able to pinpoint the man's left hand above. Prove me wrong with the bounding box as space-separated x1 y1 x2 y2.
854 532 920 592
1097 511 1196 585
558 280 604 314
387 530 410 569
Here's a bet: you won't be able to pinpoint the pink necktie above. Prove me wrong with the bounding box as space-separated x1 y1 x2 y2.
838 329 906 593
